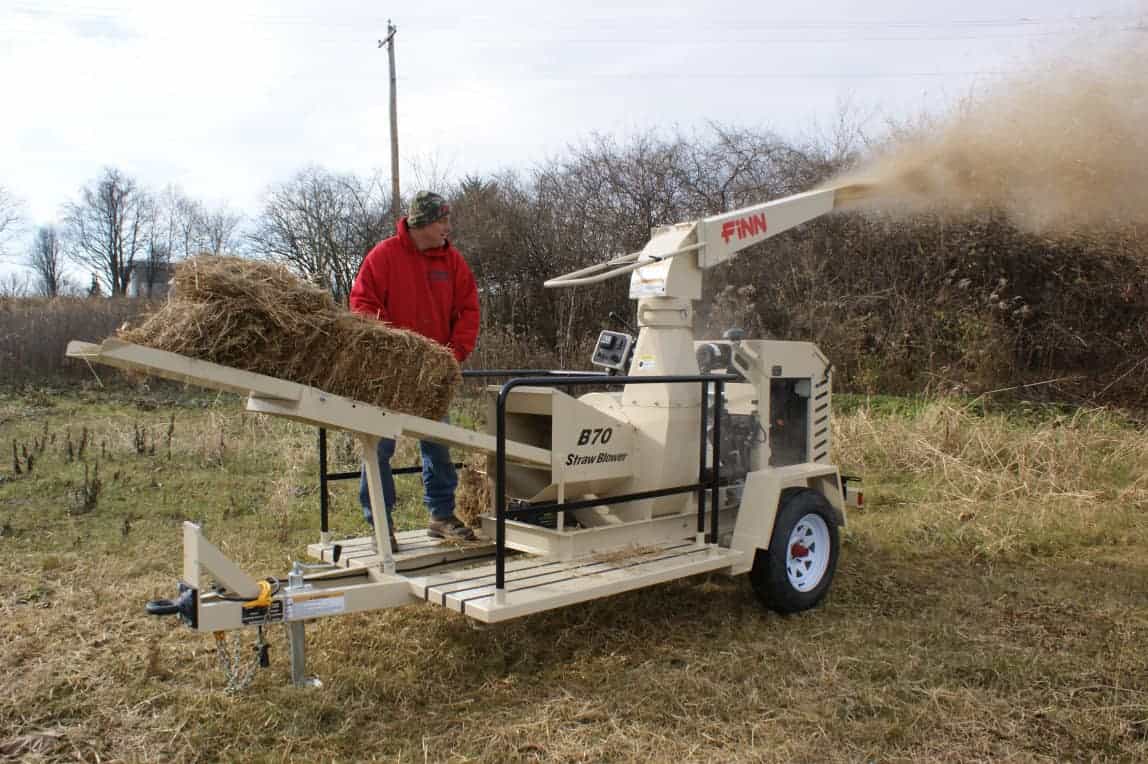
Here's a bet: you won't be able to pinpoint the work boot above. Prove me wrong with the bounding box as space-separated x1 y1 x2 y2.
427 515 477 541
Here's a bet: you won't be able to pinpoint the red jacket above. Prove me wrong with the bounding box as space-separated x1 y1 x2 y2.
350 218 480 362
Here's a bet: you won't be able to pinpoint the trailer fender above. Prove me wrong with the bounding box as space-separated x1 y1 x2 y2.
727 466 844 576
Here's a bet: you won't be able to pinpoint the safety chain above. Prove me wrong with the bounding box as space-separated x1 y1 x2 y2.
210 578 278 693
213 626 267 693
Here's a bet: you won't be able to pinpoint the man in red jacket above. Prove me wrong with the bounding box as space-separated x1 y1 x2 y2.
350 191 480 548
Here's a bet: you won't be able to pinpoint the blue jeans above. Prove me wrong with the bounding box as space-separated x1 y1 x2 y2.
359 437 458 528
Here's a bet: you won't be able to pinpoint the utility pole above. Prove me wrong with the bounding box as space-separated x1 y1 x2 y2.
379 22 400 226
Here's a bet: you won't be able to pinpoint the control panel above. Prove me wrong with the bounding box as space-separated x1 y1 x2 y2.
591 330 633 372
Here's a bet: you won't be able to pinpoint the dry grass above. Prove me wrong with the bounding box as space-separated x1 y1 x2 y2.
2 390 1148 762
0 297 155 384
835 399 1148 560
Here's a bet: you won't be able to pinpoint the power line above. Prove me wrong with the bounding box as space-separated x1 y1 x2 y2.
6 4 1140 31
4 23 1144 47
410 71 1014 81
262 69 1014 85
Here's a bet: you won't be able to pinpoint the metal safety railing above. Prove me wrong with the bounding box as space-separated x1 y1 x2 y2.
494 373 739 591
316 368 607 533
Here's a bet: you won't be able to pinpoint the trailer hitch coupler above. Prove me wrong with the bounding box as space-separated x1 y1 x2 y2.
145 582 198 627
146 599 180 616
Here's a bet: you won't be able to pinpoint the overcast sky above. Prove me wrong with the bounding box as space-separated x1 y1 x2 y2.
1 0 1144 278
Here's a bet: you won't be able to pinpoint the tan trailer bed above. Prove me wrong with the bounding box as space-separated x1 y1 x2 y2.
312 533 742 623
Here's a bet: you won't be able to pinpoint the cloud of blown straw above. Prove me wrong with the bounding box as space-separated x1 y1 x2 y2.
832 33 1148 235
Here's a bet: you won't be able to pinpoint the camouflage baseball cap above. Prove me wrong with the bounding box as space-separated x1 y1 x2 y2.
408 191 450 228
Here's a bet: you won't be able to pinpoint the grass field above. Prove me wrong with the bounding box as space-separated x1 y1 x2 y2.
2 386 1147 762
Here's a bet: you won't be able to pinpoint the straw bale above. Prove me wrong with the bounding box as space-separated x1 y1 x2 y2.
455 464 493 528
171 255 336 316
119 256 461 421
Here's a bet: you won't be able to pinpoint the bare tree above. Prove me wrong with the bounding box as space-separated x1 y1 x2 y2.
248 167 390 300
448 125 851 359
151 185 200 262
0 185 24 257
27 225 66 297
806 94 873 170
671 124 796 213
406 153 457 214
131 241 170 298
64 168 153 296
0 270 31 297
199 203 243 256
136 189 241 295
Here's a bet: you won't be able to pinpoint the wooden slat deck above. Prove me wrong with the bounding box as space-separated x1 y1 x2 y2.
405 541 742 623
307 529 496 573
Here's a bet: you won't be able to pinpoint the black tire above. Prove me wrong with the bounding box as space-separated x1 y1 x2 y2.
750 488 840 614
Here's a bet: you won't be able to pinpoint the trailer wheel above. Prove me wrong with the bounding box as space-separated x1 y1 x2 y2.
750 488 840 614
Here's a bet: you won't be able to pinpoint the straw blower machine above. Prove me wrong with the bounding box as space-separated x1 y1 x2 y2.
68 184 866 687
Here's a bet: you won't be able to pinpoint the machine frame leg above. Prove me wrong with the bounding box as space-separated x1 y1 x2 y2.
359 435 397 574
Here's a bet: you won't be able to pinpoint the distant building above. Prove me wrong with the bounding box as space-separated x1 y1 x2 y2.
127 261 174 298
